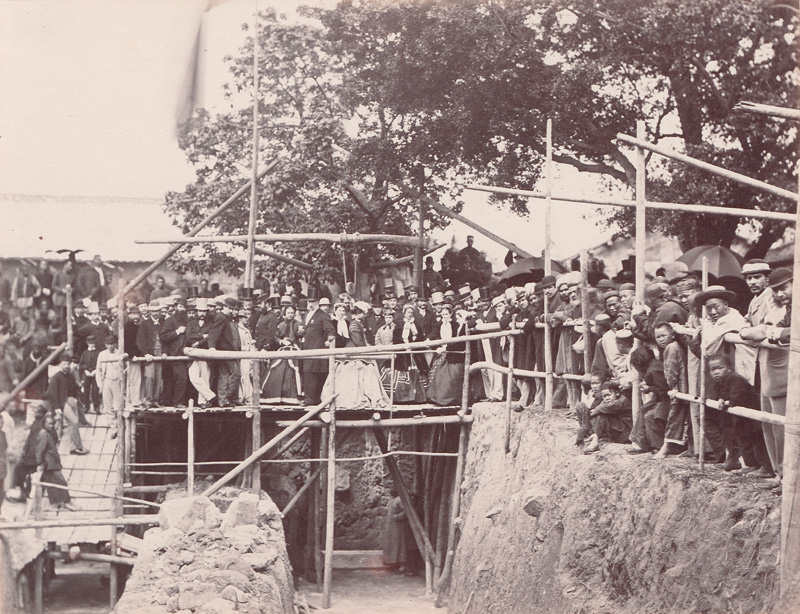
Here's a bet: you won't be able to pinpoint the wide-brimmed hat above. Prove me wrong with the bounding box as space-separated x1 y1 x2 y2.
693 285 736 306
491 295 505 307
540 275 556 288
319 297 331 306
742 259 771 276
768 267 793 288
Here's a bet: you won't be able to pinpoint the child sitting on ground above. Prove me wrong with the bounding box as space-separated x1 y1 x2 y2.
582 380 633 452
628 347 669 454
575 373 605 448
706 354 773 476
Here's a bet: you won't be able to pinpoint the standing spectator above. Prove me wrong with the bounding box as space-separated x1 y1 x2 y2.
124 305 144 408
652 322 688 458
237 307 255 403
186 298 216 408
137 301 164 408
0 412 6 516
21 343 50 402
0 344 19 394
96 335 124 438
382 487 407 572
11 264 41 312
159 297 189 407
75 255 105 302
0 262 11 304
78 335 102 413
149 275 172 301
45 355 88 455
739 267 791 483
422 256 445 298
460 235 481 268
198 279 214 298
255 297 280 352
35 260 53 301
206 297 242 407
299 290 335 406
627 346 669 455
34 412 77 511
253 266 270 297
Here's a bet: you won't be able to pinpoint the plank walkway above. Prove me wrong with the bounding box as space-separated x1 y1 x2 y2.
38 412 119 546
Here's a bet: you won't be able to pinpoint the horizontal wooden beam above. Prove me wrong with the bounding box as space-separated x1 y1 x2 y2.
275 414 473 429
733 101 800 121
137 233 439 249
465 183 796 223
370 242 446 269
671 391 786 426
0 516 158 531
616 133 798 202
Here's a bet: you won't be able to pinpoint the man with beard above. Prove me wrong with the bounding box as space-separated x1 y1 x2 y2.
124 304 144 408
186 298 216 408
160 297 189 407
255 296 281 351
207 297 242 407
137 301 164 408
299 289 335 405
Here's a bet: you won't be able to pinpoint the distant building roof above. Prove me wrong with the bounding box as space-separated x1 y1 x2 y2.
0 193 184 262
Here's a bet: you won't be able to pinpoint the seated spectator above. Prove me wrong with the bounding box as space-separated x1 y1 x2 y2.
580 380 633 453
575 373 604 449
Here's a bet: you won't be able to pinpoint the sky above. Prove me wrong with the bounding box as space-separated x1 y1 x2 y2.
0 0 616 268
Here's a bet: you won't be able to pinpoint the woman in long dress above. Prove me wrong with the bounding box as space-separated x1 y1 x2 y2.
382 304 427 403
35 413 76 510
261 305 303 405
382 488 407 570
427 305 469 406
322 302 389 409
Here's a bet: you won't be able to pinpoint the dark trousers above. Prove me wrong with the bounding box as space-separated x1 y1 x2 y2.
738 416 772 471
632 398 669 451
82 376 101 412
216 360 241 406
42 469 70 505
302 371 326 406
704 409 739 461
169 362 189 406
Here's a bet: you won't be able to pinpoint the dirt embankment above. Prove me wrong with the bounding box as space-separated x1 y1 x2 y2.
449 404 781 614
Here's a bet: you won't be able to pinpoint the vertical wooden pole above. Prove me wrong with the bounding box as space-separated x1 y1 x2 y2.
544 121 554 411
66 284 74 355
34 553 44 614
579 251 592 375
251 359 261 494
187 401 195 495
779 174 800 608
33 482 42 540
111 280 125 609
632 120 646 435
504 335 515 454
314 428 325 590
388 353 395 447
698 258 709 473
434 420 468 607
416 198 425 295
322 356 336 609
244 4 260 289
461 341 472 413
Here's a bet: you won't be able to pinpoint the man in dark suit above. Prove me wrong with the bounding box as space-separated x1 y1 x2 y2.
207 296 242 406
300 288 335 405
160 297 189 407
255 296 281 351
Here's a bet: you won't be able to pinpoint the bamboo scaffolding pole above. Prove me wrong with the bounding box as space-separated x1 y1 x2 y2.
61 552 136 566
137 233 441 249
66 285 74 354
0 342 66 411
30 480 160 508
270 426 307 460
580 250 592 377
461 342 472 413
186 329 519 361
322 356 336 609
631 120 646 441
0 516 159 531
699 258 709 472
733 101 800 121
34 554 44 614
256 450 460 464
275 414 473 429
252 360 262 494
315 426 325 591
244 6 260 289
435 419 468 607
396 180 534 259
187 402 195 495
416 197 426 293
669 392 786 426
371 427 437 595
545 119 553 274
779 172 800 609
119 160 278 301
464 184 797 223
201 396 333 497
617 133 797 202
469 361 582 381
504 336 515 454
254 245 313 270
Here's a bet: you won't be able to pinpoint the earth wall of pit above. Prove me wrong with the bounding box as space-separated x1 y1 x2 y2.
449 404 782 614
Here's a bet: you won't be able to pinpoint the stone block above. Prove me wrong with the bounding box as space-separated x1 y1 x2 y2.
221 492 260 530
521 489 548 518
159 497 222 533
197 598 236 614
335 468 351 491
177 583 218 611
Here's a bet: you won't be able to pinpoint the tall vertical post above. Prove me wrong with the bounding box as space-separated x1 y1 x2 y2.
579 251 592 375
111 279 125 610
251 360 261 494
780 174 800 609
187 401 195 495
34 554 44 614
322 356 336 608
66 284 74 355
461 341 472 413
504 335 515 454
543 119 554 411
416 198 426 296
632 120 646 434
244 3 260 289
699 258 709 473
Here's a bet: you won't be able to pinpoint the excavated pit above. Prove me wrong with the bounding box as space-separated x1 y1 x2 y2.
449 403 782 614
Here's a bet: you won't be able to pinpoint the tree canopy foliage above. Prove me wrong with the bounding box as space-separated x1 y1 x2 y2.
166 0 798 283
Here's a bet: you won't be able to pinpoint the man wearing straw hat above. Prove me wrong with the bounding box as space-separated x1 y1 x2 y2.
207 296 243 407
299 288 335 406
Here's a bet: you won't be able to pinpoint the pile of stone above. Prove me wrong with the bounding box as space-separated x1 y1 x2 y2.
113 492 294 614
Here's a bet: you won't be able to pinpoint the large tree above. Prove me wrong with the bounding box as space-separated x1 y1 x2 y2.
167 0 798 282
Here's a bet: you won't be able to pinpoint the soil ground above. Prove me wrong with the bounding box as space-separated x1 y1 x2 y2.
43 560 110 614
300 569 437 614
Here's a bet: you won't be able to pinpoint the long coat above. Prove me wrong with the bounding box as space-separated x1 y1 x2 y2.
301 309 335 374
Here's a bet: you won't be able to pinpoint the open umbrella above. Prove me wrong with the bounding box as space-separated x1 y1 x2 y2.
498 256 568 284
676 245 743 278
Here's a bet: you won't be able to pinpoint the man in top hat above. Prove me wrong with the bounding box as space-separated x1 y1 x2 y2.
124 303 144 408
300 287 335 405
186 298 217 408
740 267 792 483
78 334 102 414
137 300 165 408
255 293 281 352
160 296 190 407
423 256 445 298
96 335 124 437
363 300 383 346
207 296 243 407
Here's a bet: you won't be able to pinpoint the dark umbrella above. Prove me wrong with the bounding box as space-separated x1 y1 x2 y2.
498 256 568 284
676 245 743 278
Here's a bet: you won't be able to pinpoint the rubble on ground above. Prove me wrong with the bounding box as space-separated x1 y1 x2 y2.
113 492 294 614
